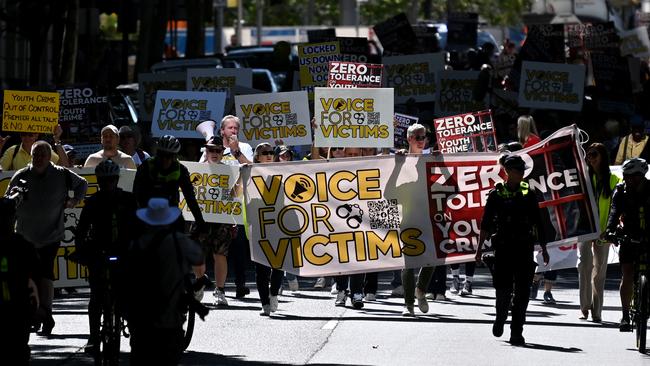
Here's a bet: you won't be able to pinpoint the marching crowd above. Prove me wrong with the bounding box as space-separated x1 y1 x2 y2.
0 108 649 363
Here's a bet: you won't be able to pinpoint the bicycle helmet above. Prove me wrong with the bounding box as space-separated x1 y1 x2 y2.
95 159 121 177
157 135 181 154
622 158 648 175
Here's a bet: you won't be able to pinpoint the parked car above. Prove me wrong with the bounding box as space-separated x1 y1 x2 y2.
150 56 241 73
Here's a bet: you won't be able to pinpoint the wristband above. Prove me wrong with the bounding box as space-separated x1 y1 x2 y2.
232 150 242 158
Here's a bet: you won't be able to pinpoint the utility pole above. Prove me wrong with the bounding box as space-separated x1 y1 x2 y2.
257 0 263 45
213 0 224 54
236 0 243 46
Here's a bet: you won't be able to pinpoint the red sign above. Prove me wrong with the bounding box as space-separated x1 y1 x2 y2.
434 110 497 153
327 61 383 88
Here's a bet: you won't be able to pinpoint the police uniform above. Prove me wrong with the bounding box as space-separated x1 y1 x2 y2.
607 181 650 264
481 178 546 340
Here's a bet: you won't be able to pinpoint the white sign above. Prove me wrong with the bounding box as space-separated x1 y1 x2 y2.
151 90 227 138
235 91 312 147
313 87 394 148
619 27 650 59
179 161 243 225
382 53 445 103
518 61 585 112
436 70 487 116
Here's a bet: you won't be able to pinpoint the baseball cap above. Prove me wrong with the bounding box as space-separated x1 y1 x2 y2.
101 124 119 135
502 155 527 171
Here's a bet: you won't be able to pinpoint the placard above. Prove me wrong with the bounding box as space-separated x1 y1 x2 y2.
187 68 253 102
235 91 312 147
2 90 59 133
298 41 341 96
383 53 445 103
446 12 478 49
619 27 650 59
179 161 243 225
138 72 186 121
373 13 417 55
328 61 383 88
394 113 418 149
434 110 497 153
314 87 394 148
518 61 585 112
436 70 487 116
151 90 226 138
57 85 110 144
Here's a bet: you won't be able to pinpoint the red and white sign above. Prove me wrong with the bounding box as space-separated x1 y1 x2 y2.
327 61 383 88
434 110 497 153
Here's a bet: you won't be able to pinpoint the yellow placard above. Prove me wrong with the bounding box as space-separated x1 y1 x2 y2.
2 90 60 134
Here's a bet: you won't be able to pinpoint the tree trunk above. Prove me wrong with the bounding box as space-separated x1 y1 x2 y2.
136 0 171 73
407 0 419 24
186 0 205 58
57 0 79 84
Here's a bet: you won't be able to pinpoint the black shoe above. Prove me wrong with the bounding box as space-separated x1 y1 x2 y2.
492 320 505 337
235 287 250 299
40 316 55 336
509 334 525 346
619 318 632 332
84 341 98 354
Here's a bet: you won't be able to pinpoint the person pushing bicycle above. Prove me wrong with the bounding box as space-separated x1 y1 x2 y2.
606 158 650 332
74 160 137 355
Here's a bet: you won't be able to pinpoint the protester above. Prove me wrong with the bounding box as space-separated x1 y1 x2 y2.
132 135 205 231
62 144 81 167
615 115 648 165
606 157 650 331
126 198 203 365
0 125 69 170
0 187 38 364
577 143 619 322
74 160 137 353
83 124 136 169
118 125 151 167
517 115 540 148
476 154 549 345
450 262 475 296
6 141 88 335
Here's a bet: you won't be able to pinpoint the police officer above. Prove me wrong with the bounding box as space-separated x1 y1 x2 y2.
475 154 549 346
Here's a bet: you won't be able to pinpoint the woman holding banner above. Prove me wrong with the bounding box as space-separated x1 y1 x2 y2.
517 115 540 148
578 143 619 322
253 142 285 316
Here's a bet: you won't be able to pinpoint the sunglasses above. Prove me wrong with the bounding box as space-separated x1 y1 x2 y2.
259 151 275 156
207 147 224 153
331 147 344 151
414 135 427 141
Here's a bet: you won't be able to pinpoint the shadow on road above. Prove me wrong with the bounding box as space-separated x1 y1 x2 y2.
516 342 582 353
181 351 371 365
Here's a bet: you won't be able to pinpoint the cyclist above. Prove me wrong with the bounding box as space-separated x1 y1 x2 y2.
606 157 650 331
133 135 206 231
74 160 137 354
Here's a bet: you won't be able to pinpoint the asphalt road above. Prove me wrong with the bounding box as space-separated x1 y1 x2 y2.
28 267 650 365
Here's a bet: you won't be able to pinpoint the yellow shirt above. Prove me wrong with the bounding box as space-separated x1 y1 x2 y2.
615 134 648 165
0 144 60 171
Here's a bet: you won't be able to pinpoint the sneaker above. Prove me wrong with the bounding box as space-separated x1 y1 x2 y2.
434 293 447 301
235 286 250 299
279 286 284 296
451 276 461 294
352 293 364 309
509 334 525 346
425 292 435 300
619 318 632 332
402 306 415 317
460 281 473 296
213 288 228 306
530 281 540 300
288 278 299 291
391 285 404 297
260 304 271 316
330 283 339 295
415 288 429 313
314 277 326 288
542 291 556 305
492 319 504 337
335 291 348 307
269 295 279 312
364 293 376 301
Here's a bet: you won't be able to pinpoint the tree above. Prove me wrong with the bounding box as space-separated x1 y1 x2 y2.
136 0 171 74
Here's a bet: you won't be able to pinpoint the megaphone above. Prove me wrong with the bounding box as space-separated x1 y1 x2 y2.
196 120 216 141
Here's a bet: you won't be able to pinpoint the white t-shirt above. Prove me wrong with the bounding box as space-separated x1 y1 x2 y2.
131 150 151 166
84 150 137 169
221 142 254 166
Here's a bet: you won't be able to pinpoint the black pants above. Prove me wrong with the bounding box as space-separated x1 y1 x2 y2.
493 253 536 336
428 265 448 295
231 226 250 289
363 272 378 294
335 274 364 294
255 264 283 305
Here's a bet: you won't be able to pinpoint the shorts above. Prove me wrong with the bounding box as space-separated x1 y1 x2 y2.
618 243 637 265
200 224 233 256
35 242 61 281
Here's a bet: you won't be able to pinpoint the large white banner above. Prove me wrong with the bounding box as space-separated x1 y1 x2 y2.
235 91 312 147
382 53 445 103
518 61 586 111
151 90 226 138
243 125 599 276
179 161 244 225
313 87 394 148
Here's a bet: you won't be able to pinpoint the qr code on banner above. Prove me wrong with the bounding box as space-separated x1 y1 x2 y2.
367 112 380 125
199 110 212 120
284 113 297 125
368 199 400 229
221 189 232 202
